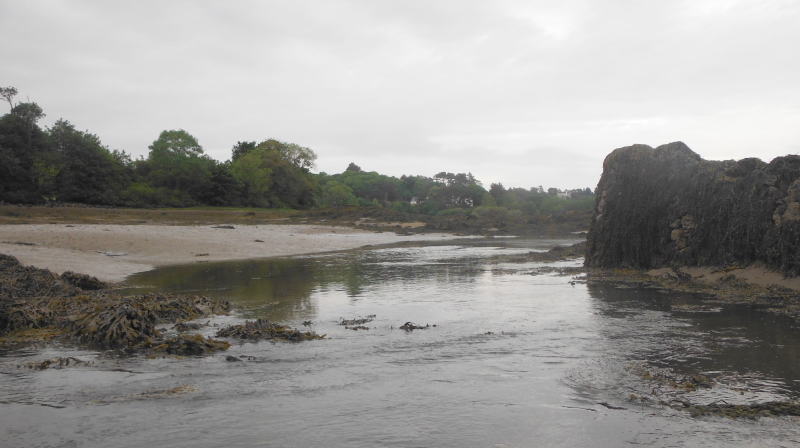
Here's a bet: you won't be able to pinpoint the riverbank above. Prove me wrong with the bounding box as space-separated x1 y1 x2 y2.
0 223 460 282
489 241 800 322
586 264 800 321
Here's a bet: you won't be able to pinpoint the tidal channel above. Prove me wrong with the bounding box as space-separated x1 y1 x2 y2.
2 237 800 447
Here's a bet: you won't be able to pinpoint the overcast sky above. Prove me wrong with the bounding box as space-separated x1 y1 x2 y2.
2 0 799 190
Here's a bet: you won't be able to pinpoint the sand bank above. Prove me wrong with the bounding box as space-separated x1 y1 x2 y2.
0 224 459 282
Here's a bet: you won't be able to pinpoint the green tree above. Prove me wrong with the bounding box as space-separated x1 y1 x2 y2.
320 180 356 207
1 87 18 111
230 150 272 206
229 138 319 208
231 141 256 161
489 183 506 199
0 103 48 203
143 129 215 205
148 129 203 157
200 163 242 206
48 119 128 204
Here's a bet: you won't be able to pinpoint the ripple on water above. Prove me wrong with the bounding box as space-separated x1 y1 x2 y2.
4 238 800 447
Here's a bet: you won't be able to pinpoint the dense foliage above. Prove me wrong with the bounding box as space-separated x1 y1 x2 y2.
0 88 593 216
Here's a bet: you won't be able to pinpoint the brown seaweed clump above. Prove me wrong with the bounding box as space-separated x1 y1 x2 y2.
72 294 231 351
216 319 325 342
338 314 376 326
59 271 108 290
0 253 231 354
153 334 230 355
682 401 800 419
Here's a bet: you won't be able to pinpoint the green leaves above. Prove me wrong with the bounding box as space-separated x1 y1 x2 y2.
148 129 203 158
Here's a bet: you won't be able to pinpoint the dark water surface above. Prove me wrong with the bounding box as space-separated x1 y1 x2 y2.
3 237 800 447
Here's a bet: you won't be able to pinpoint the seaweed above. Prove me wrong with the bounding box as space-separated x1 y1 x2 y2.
338 315 375 326
0 254 231 353
59 271 107 290
216 319 325 342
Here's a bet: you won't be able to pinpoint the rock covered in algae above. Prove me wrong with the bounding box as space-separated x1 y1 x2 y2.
74 302 159 348
1 253 231 352
216 319 325 342
72 294 231 350
585 142 800 275
59 271 108 290
1 253 85 335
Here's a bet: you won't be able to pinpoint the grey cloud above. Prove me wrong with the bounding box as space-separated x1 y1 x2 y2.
2 0 798 189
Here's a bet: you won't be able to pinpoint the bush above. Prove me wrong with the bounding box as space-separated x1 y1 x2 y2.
437 208 467 216
472 206 508 218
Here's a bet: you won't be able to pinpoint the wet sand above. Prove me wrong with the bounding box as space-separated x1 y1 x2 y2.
0 224 458 282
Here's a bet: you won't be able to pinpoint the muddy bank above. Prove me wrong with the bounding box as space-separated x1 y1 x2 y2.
585 142 800 276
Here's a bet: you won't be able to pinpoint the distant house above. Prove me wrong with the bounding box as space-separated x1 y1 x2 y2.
557 191 572 199
410 197 422 205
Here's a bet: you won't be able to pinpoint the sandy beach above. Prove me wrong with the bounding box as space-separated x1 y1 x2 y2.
0 224 458 282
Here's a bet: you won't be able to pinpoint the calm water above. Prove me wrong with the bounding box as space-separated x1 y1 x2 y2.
2 237 800 447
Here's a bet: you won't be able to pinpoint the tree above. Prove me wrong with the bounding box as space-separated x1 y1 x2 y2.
231 141 256 161
1 87 18 111
200 163 242 206
47 119 127 204
254 139 317 170
148 129 203 157
489 183 506 199
230 150 272 206
346 162 361 172
320 181 356 207
0 102 48 203
229 138 319 208
481 193 497 207
144 129 214 205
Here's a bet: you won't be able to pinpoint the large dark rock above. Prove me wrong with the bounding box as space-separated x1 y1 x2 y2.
585 142 800 276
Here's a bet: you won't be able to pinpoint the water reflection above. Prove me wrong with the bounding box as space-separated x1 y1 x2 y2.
588 284 800 395
6 237 800 447
125 243 514 321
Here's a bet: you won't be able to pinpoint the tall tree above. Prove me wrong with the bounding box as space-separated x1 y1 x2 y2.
48 120 127 204
231 141 256 161
148 129 203 157
144 129 214 205
1 87 18 111
0 102 48 203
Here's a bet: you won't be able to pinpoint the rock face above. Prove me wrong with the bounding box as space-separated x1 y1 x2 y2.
585 142 800 276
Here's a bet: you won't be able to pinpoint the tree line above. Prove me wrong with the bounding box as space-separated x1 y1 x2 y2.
0 88 593 216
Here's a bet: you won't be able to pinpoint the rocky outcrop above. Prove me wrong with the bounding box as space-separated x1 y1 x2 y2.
585 142 800 276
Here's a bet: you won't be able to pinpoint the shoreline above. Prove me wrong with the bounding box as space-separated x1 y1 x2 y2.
585 264 800 322
0 224 461 282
